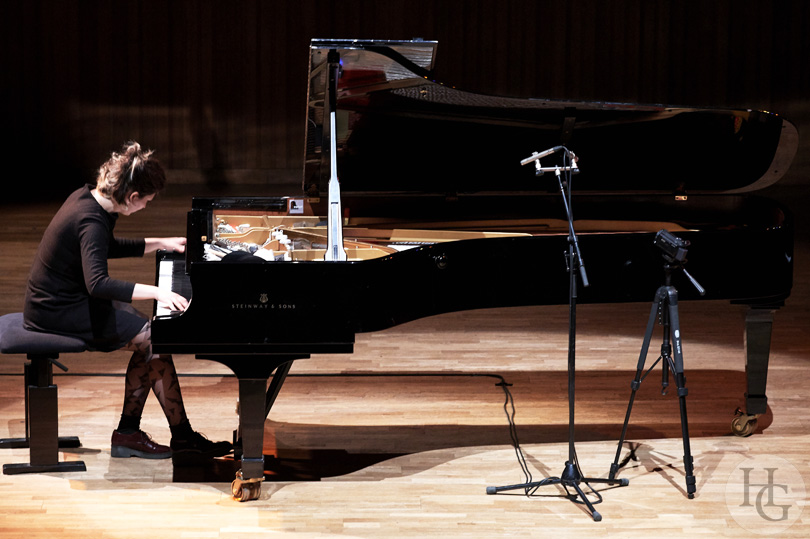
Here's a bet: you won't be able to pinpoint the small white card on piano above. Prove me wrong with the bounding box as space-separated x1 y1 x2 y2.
288 198 305 215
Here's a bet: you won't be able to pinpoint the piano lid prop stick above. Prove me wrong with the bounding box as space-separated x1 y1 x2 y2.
324 50 347 262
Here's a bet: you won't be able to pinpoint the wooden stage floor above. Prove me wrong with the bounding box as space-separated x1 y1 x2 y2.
1 184 808 538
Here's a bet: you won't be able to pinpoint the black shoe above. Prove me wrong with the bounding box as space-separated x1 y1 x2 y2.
111 430 172 459
170 431 232 465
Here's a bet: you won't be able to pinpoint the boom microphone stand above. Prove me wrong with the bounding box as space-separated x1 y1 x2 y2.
486 148 627 522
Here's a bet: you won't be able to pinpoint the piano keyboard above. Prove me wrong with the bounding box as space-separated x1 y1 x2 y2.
154 252 192 317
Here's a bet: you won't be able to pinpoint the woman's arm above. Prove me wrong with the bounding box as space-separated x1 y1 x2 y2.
132 283 189 312
128 238 189 310
144 237 186 254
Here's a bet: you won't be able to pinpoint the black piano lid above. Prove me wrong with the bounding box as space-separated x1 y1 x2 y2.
304 39 798 198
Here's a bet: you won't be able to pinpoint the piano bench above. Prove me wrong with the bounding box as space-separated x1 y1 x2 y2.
0 313 87 475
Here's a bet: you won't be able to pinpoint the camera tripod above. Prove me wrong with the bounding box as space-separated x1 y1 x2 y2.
608 253 704 499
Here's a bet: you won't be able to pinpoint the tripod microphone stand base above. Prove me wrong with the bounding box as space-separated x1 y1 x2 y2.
486 463 628 522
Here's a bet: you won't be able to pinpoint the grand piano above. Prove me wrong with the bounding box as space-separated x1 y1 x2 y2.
152 39 796 500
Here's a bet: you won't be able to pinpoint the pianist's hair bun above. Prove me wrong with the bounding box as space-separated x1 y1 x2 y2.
96 141 166 204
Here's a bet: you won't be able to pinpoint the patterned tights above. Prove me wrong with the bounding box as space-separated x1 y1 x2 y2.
120 321 188 427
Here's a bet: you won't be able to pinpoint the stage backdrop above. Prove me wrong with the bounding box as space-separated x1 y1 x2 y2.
3 0 808 194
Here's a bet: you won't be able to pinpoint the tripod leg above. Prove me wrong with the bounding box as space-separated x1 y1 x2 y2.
660 321 671 395
566 479 602 522
666 289 696 499
675 372 696 498
610 287 666 479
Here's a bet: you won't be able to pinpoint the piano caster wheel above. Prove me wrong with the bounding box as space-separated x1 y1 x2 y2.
731 408 758 437
232 471 263 502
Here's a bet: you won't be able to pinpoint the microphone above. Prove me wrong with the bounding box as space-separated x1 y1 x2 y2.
520 146 564 166
569 151 579 174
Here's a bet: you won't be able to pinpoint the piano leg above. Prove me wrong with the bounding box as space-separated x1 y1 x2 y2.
733 308 775 436
233 376 268 501
196 354 305 501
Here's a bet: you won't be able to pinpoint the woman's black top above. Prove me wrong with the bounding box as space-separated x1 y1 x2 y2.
24 184 147 350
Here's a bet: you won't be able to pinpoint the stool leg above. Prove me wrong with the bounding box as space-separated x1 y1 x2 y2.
0 361 34 450
27 383 60 466
1 358 82 450
2 355 85 475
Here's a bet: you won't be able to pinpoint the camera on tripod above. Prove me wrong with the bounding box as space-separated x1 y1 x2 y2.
654 229 690 264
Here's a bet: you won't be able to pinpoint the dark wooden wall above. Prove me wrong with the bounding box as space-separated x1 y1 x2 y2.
3 0 809 194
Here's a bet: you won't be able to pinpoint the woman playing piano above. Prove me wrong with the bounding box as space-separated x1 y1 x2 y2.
24 141 230 462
